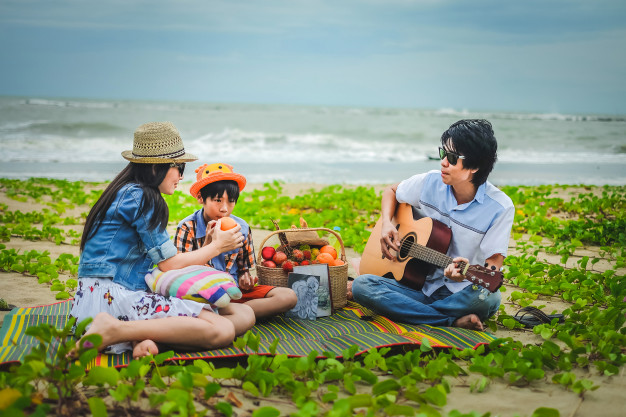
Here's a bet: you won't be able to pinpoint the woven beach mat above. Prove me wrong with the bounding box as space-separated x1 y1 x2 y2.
0 300 497 369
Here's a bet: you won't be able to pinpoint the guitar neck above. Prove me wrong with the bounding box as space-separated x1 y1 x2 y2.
405 242 457 270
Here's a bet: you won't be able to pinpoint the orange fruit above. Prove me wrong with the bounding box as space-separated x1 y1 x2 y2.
220 217 237 231
330 259 344 267
320 245 337 260
317 252 334 264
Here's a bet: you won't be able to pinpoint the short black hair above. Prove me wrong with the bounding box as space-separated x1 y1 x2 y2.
199 180 240 202
441 119 497 187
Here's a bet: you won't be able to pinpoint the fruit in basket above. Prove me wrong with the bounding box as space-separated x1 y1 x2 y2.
331 259 345 266
272 251 287 266
317 252 334 264
282 260 294 272
220 217 238 231
300 260 310 266
320 245 337 260
310 248 320 260
261 246 276 261
292 249 304 262
261 260 276 268
302 249 311 260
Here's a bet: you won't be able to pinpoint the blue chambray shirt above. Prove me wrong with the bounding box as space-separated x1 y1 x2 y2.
396 170 514 297
78 183 177 291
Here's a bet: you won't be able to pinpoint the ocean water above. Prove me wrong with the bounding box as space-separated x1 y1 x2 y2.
1 96 625 186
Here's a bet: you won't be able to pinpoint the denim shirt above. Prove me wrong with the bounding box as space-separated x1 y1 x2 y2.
78 183 178 291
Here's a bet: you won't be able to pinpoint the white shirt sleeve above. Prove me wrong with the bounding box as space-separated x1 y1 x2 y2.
395 171 433 206
479 200 515 260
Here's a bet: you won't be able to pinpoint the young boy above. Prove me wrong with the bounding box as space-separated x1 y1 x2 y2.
175 163 297 319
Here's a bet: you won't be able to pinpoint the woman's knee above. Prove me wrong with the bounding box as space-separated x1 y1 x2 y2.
198 312 236 348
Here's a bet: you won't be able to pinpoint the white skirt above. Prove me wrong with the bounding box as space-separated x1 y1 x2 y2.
70 277 210 354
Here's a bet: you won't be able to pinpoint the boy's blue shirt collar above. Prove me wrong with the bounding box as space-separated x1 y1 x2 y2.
193 208 208 238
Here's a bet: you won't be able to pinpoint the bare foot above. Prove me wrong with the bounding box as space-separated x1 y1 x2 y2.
346 280 354 301
132 339 159 359
452 314 484 331
81 312 121 350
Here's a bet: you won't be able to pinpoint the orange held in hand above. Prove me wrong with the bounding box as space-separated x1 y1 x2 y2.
220 217 237 231
320 245 337 260
317 252 334 264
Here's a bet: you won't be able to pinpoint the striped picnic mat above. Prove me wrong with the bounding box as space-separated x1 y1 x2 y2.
0 300 496 368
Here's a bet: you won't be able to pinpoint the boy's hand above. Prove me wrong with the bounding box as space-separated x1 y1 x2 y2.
210 220 244 254
238 271 256 291
202 221 217 247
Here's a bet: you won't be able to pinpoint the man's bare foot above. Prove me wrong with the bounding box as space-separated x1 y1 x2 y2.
346 280 354 301
452 314 484 331
132 340 159 359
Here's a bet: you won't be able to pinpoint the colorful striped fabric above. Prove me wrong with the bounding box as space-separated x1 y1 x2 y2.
0 300 497 369
145 265 242 308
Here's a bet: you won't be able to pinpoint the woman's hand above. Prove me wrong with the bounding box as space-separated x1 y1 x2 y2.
444 257 470 282
380 219 400 260
208 219 244 254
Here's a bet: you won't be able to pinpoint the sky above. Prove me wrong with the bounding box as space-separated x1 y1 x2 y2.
1 0 625 114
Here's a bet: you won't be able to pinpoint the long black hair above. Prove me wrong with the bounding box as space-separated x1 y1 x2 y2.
80 162 171 251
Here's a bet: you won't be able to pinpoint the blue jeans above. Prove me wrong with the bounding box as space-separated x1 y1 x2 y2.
351 274 501 327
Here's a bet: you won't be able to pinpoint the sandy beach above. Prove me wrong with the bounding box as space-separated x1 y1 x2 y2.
1 181 624 417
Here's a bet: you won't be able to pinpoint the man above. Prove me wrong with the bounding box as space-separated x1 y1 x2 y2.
351 119 514 331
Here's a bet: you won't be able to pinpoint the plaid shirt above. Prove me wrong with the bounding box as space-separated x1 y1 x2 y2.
174 210 255 283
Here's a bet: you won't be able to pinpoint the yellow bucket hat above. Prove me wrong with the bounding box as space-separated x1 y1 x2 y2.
190 163 247 198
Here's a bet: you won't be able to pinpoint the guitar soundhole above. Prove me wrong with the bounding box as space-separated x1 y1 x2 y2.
398 233 416 261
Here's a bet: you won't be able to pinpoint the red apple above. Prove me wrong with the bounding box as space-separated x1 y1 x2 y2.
262 246 276 261
272 251 287 266
261 260 276 268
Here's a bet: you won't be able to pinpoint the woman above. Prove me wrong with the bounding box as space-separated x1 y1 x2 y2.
71 122 255 358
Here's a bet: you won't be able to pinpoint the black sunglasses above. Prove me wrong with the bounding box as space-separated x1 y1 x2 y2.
438 147 465 166
169 162 185 176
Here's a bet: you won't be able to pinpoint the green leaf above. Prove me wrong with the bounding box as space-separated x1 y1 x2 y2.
372 379 401 396
243 381 260 397
55 291 71 300
88 397 108 417
252 407 280 417
531 407 560 417
423 384 447 407
351 367 378 385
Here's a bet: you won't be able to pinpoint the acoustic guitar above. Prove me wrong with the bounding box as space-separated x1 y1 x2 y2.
359 203 502 293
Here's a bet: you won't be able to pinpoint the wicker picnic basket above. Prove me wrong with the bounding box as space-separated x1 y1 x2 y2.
256 227 349 309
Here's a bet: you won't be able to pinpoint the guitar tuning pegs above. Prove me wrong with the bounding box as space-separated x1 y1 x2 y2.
486 283 490 287
490 271 495 276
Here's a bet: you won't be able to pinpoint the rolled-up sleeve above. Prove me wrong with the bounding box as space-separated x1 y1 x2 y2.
147 239 178 264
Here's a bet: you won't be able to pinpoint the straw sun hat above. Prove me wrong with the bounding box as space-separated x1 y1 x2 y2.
121 122 198 163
